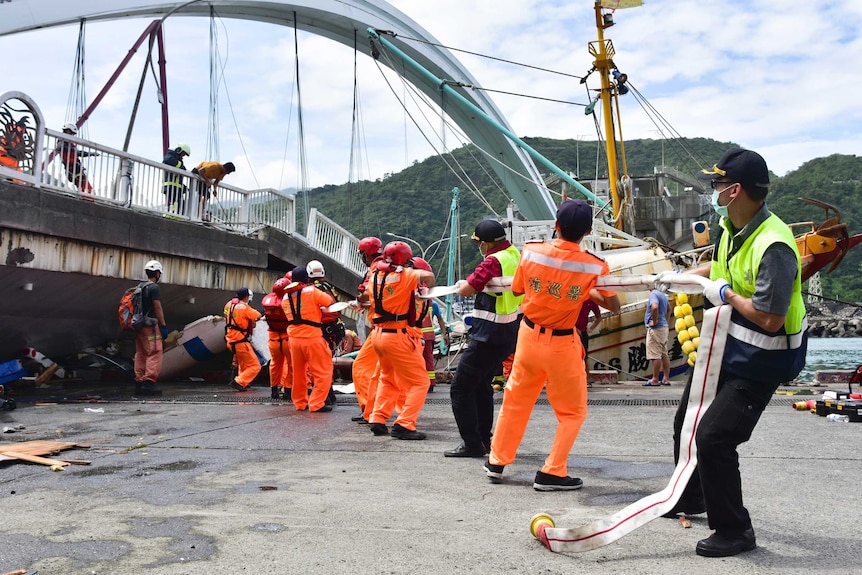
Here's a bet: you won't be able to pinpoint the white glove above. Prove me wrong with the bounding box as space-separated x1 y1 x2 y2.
654 270 681 293
703 279 730 307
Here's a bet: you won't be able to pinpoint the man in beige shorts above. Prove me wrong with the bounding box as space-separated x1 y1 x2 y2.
643 288 670 386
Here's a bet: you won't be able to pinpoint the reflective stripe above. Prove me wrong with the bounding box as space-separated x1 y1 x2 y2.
473 308 521 324
421 326 435 332
521 250 604 275
727 316 807 351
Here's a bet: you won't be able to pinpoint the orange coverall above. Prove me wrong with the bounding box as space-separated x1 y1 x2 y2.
283 284 335 412
366 266 428 431
262 292 292 393
224 299 262 388
488 239 615 478
352 256 382 418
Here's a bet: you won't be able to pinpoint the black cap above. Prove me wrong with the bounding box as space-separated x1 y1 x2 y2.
236 287 250 299
471 219 507 242
556 199 593 239
291 266 309 284
699 147 769 190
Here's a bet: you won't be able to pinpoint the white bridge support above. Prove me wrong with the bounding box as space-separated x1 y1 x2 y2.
0 0 556 220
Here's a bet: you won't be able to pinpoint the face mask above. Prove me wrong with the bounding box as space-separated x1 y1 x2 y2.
477 242 486 257
711 185 735 219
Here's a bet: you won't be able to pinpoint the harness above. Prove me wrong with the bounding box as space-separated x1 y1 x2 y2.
371 270 415 326
285 288 324 331
225 300 251 351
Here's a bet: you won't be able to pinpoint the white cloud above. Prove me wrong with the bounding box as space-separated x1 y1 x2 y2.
0 0 860 190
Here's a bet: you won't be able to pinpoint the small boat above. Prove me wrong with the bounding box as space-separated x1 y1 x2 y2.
160 315 228 380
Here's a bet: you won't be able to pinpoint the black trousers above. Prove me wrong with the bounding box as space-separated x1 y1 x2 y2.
449 338 515 450
672 371 777 534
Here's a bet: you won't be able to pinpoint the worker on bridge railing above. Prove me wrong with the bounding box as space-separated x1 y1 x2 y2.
162 143 190 214
192 160 235 221
56 123 97 195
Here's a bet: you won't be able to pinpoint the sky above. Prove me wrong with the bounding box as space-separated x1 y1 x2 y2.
1 0 860 194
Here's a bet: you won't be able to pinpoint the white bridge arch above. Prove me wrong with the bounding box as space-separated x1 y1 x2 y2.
0 0 556 219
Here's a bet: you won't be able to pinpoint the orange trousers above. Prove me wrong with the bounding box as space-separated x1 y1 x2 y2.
134 325 163 383
289 336 333 411
370 329 429 431
231 341 261 387
489 322 588 477
268 331 292 390
352 330 379 412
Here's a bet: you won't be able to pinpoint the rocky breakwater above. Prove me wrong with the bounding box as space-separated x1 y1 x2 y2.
806 301 862 337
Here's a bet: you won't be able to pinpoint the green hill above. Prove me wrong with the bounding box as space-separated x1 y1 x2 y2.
298 138 862 301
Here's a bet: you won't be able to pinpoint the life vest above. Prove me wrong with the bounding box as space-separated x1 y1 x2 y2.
261 292 290 332
710 212 808 383
469 243 523 342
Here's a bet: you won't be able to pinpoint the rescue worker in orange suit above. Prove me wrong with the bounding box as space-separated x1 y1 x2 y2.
307 259 345 409
262 276 293 400
224 287 262 391
411 257 450 393
349 237 384 424
282 266 337 412
191 160 235 221
365 241 435 439
56 123 97 194
444 220 523 458
134 260 169 396
484 199 620 490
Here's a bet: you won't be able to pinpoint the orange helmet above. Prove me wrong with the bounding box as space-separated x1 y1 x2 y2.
383 241 413 266
272 277 291 296
358 237 383 257
410 256 432 272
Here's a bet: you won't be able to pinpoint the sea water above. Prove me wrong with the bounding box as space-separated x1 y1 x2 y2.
798 337 862 382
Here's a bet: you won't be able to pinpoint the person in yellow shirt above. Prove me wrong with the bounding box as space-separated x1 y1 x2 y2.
192 161 235 221
224 287 261 391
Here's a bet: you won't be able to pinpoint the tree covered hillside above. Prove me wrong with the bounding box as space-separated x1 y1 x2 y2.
299 138 862 301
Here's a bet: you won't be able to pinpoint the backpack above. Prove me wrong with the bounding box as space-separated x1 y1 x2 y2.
119 282 148 331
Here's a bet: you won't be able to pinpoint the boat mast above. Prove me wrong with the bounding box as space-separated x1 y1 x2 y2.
591 1 628 232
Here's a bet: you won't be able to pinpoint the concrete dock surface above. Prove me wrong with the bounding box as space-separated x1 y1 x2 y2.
1 380 860 574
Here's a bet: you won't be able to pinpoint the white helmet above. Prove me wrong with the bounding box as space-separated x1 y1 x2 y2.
144 260 163 273
63 122 78 135
307 260 325 279
174 143 191 156
248 289 254 304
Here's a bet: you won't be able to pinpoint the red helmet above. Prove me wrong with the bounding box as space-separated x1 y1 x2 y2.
272 277 291 296
358 237 383 257
411 256 432 272
383 241 413 266
283 271 293 281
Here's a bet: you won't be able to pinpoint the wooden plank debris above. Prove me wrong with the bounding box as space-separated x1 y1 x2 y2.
0 440 90 467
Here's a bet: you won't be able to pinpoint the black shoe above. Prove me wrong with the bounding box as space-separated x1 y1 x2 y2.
229 380 248 392
483 458 505 483
444 443 487 458
369 423 389 436
695 528 756 557
390 423 426 440
351 414 367 422
137 382 162 396
662 500 707 518
533 470 583 491
271 387 281 399
311 405 333 413
282 389 292 402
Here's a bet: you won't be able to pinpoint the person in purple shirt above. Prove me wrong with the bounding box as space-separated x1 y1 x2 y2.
575 298 601 356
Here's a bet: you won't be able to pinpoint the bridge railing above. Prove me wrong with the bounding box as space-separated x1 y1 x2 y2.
1 90 364 281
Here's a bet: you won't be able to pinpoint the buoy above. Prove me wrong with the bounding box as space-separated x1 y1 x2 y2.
672 294 700 367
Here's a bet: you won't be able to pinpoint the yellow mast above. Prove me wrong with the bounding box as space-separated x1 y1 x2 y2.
589 0 636 232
